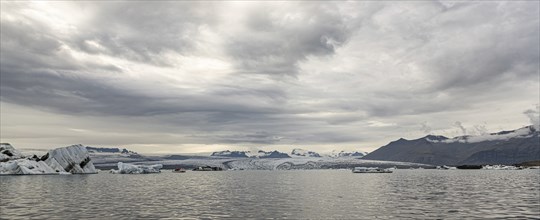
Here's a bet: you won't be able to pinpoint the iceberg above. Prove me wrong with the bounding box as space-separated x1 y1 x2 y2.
0 159 65 175
44 144 96 174
0 144 96 175
1 143 25 162
110 162 163 174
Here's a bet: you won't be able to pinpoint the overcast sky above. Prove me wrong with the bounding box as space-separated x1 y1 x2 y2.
1 1 538 154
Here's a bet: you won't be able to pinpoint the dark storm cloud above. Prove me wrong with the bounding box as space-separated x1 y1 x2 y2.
0 67 290 117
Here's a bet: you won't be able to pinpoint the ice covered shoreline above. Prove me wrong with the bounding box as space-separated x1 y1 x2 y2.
2 144 434 173
94 157 434 171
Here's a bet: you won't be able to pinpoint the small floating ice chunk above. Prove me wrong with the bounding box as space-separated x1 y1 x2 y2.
111 162 163 174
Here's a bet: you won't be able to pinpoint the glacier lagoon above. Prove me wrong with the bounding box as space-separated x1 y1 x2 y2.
1 169 539 219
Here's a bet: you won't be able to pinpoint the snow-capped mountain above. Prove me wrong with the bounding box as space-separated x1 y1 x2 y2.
211 150 249 158
363 125 539 165
211 150 290 158
290 148 321 157
427 125 537 144
255 150 291 158
86 146 137 154
211 149 368 158
85 146 145 164
328 150 367 158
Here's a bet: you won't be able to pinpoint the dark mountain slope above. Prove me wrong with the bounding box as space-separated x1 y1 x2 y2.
363 126 539 165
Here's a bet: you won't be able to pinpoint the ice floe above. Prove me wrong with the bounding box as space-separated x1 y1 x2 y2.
0 144 96 175
110 162 163 174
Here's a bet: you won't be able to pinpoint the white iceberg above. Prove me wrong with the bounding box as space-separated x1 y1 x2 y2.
0 159 66 175
43 144 96 174
1 143 25 162
110 162 163 174
0 144 96 175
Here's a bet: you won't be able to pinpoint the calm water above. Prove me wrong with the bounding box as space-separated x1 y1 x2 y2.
1 169 539 219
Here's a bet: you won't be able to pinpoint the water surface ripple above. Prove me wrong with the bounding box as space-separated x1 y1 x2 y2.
1 170 539 219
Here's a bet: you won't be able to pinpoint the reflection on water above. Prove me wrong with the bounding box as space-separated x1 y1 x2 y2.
1 170 539 219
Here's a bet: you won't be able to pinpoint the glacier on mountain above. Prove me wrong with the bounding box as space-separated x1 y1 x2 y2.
210 149 368 159
328 150 367 158
211 150 291 158
94 157 432 171
211 150 249 158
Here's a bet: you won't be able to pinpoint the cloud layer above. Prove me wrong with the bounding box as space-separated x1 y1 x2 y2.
1 1 538 153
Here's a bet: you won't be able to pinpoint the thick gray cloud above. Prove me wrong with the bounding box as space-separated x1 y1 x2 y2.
0 1 538 153
224 2 353 76
69 2 219 66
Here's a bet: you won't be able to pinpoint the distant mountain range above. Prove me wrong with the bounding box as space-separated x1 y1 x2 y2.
83 126 540 167
291 148 321 157
210 149 367 159
210 150 291 158
83 146 368 168
363 126 540 165
329 150 367 158
85 146 143 162
86 146 137 154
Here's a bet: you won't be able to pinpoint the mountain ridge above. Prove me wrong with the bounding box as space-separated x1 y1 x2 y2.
363 125 539 165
